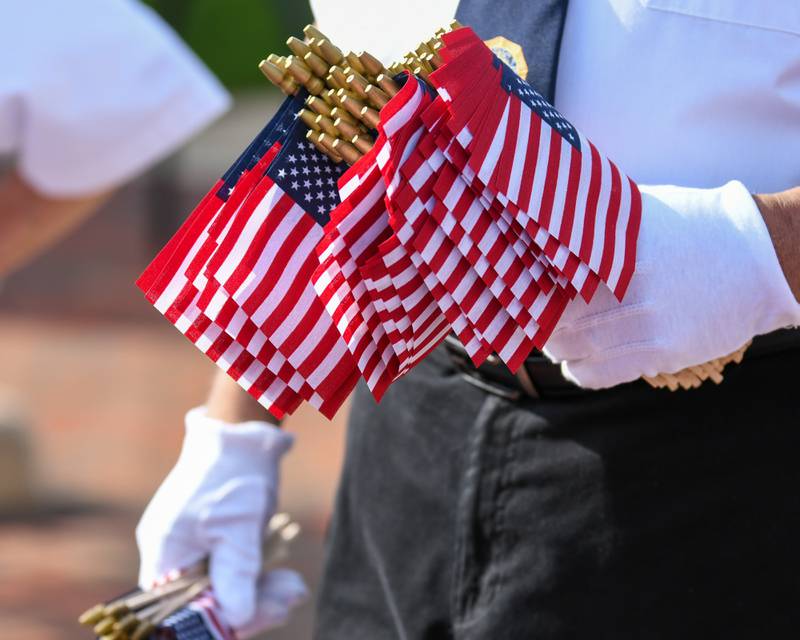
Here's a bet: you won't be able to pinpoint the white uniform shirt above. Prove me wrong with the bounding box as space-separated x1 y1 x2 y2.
2 0 230 197
311 0 800 194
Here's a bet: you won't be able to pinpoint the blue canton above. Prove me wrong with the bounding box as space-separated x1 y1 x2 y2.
154 607 216 639
266 115 346 227
216 90 309 201
493 56 580 151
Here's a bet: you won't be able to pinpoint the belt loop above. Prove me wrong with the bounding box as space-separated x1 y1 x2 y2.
515 363 540 399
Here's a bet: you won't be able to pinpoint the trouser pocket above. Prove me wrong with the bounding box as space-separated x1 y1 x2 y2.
451 394 522 628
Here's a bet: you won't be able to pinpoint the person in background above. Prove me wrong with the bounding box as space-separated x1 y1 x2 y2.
0 0 231 277
1 0 307 635
138 1 800 638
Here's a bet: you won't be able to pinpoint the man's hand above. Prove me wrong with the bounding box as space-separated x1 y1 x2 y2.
753 186 800 302
136 405 299 629
543 181 800 389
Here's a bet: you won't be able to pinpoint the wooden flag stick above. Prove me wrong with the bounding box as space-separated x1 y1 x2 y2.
644 342 751 391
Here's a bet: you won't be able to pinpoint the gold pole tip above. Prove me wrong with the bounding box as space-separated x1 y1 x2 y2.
78 604 106 626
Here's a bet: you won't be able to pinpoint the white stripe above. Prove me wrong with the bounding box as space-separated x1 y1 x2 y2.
247 329 267 355
506 106 531 205
245 224 320 326
607 171 633 293
216 183 281 284
240 359 264 388
478 97 511 186
383 81 424 136
217 342 244 369
521 117 551 222
227 308 248 336
569 131 593 257
548 138 572 241
268 284 318 347
204 286 229 322
496 326 525 365
195 323 222 353
589 153 613 273
307 337 349 386
154 230 208 312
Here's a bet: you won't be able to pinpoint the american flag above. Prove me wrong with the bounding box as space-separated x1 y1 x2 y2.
136 138 302 418
138 26 643 416
138 92 356 419
199 117 358 418
429 28 641 301
155 596 232 640
312 158 401 399
379 75 539 371
153 590 233 640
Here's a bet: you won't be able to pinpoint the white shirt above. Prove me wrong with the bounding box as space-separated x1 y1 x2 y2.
312 0 800 194
1 0 230 197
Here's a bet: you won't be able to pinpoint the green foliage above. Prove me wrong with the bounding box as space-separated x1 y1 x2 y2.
144 0 313 90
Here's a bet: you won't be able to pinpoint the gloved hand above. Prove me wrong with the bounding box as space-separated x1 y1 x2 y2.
236 569 309 639
136 406 300 630
543 181 800 388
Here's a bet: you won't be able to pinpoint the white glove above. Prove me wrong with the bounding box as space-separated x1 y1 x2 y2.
544 180 800 388
136 406 299 629
236 569 309 639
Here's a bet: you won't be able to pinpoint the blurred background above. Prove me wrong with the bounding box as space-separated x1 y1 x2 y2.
0 3 345 638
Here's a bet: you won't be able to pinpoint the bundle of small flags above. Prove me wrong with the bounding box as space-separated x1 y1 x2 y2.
137 23 643 419
79 514 300 640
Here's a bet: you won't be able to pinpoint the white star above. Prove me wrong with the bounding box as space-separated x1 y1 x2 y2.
305 193 312 201
300 154 308 163
288 154 297 163
324 165 332 174
327 177 336 185
290 167 298 176
277 168 286 178
303 179 311 188
291 181 300 190
302 166 310 175
329 190 337 199
316 191 325 200
313 165 321 174
315 178 323 187
318 205 327 215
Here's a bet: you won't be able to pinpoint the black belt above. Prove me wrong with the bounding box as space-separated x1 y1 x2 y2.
443 328 800 402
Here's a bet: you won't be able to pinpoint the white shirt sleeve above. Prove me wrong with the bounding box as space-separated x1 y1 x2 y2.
7 0 231 197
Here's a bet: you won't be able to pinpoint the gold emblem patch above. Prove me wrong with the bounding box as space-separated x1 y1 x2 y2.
484 36 528 80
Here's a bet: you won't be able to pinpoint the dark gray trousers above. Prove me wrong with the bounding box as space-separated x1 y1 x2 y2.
314 338 800 639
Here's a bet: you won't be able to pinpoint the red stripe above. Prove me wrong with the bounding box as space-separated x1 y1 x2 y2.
598 160 623 281
579 142 603 265
493 95 521 196
225 192 297 297
614 178 642 299
537 130 562 231
559 145 582 247
516 116 542 215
